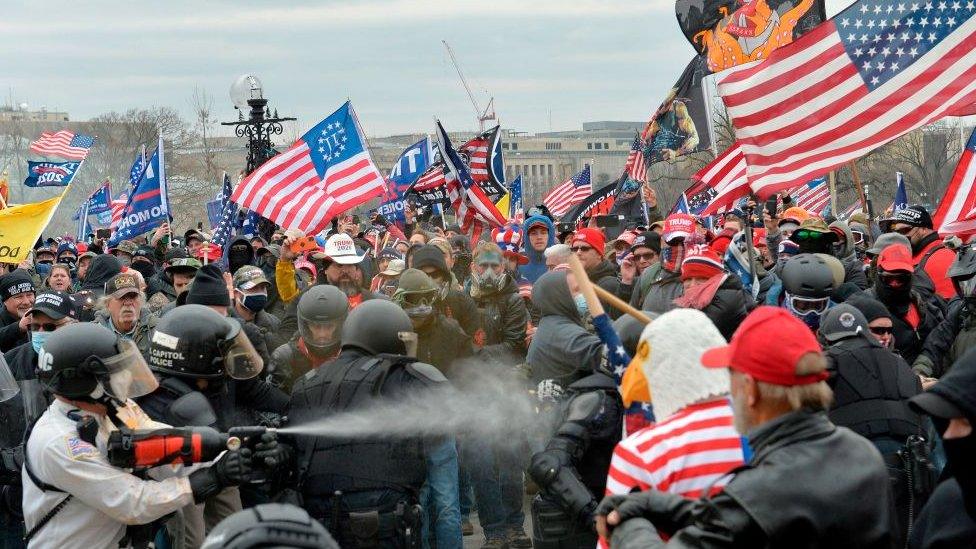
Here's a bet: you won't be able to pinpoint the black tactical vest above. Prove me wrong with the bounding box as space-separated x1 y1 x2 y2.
827 342 923 441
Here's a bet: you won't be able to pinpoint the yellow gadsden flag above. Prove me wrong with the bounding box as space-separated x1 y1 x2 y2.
0 194 65 263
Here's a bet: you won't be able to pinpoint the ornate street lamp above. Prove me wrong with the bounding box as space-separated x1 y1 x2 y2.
221 74 295 236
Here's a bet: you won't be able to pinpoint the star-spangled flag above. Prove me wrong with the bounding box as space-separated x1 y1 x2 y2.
509 175 524 224
29 130 94 161
129 148 147 191
211 203 239 248
698 144 751 216
933 127 976 235
231 101 386 234
207 173 233 228
624 134 647 183
435 119 507 234
719 0 976 197
72 181 112 220
787 177 830 215
110 192 128 229
240 209 261 236
543 165 592 217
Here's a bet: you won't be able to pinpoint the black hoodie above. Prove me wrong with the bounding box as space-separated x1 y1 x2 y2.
79 254 122 295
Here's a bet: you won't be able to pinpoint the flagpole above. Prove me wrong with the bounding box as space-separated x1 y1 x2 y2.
828 170 838 218
743 202 759 292
849 160 868 216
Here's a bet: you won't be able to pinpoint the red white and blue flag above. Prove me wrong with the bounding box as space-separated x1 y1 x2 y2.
787 176 830 215
231 101 386 234
698 144 750 216
435 119 507 234
624 134 647 183
933 128 976 235
543 165 592 217
30 130 94 161
109 137 169 246
719 0 976 198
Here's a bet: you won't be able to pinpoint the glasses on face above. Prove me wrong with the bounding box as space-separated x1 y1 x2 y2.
893 226 914 236
571 245 593 253
633 252 657 262
869 326 893 335
31 321 60 332
880 272 911 288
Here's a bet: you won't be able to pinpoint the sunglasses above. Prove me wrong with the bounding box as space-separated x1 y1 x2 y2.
571 245 594 253
792 230 827 241
869 326 893 335
893 226 914 235
633 252 658 261
31 322 61 332
879 272 911 288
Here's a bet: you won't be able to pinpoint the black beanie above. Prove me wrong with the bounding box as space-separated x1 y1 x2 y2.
0 270 35 301
410 245 449 278
847 296 892 323
186 264 230 307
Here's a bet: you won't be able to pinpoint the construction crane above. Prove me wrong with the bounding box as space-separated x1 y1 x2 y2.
442 40 496 132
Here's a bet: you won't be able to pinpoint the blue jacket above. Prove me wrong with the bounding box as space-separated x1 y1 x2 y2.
519 215 556 284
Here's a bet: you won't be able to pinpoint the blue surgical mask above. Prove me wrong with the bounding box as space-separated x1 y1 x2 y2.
31 331 48 355
574 293 589 317
240 292 268 313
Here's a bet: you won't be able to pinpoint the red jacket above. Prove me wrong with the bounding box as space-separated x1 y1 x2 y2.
914 237 955 299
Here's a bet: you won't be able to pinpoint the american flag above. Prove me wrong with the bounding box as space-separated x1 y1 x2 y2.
231 101 385 234
30 131 94 161
435 120 507 235
211 173 239 247
719 0 976 198
698 144 751 216
787 177 831 214
110 191 128 230
543 165 592 217
129 148 147 191
933 127 976 235
624 134 647 183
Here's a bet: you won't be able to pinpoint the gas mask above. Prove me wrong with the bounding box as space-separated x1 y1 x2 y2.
473 266 504 292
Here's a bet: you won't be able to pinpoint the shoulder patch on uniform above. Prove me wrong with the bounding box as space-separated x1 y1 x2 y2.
64 436 99 460
406 362 448 384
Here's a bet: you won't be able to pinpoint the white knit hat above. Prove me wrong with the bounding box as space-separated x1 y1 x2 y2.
636 308 730 421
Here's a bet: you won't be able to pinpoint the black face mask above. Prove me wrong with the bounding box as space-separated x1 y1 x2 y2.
943 434 976 516
131 260 156 280
875 272 913 311
796 238 833 255
452 253 472 284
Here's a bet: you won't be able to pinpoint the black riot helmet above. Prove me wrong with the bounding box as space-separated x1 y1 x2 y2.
202 503 338 549
297 285 349 356
948 244 976 300
341 299 417 357
148 304 263 380
37 323 158 403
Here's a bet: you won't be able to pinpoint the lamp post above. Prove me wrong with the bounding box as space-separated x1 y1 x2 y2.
221 74 295 237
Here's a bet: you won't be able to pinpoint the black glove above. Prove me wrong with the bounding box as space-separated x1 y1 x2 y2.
188 448 253 503
596 492 659 524
253 431 288 468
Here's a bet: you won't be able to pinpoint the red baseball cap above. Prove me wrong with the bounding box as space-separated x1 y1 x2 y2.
877 244 914 273
701 306 828 386
572 228 606 253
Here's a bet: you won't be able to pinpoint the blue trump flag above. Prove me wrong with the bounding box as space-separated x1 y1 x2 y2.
109 137 170 246
24 160 82 187
377 137 432 226
129 148 147 192
207 173 233 228
72 181 112 220
894 172 908 212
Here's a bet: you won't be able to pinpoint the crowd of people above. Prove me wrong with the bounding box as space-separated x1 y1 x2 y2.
0 193 973 549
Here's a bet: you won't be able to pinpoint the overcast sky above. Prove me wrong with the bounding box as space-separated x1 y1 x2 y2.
1 0 853 137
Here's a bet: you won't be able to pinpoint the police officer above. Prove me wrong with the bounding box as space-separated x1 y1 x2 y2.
818 303 932 546
287 299 450 548
528 349 624 549
269 285 348 392
21 323 255 548
137 304 288 547
202 503 339 549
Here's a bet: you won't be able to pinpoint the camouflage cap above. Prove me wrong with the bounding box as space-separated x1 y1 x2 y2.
104 272 141 299
798 217 832 233
233 265 270 290
111 240 138 256
164 257 202 275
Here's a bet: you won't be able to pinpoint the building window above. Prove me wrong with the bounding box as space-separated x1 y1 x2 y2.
587 143 593 150
604 142 609 149
545 142 562 150
502 143 509 149
531 165 537 176
511 143 518 151
547 165 553 177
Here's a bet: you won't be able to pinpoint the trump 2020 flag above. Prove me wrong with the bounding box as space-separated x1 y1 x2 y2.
72 181 112 220
24 160 83 188
378 137 433 227
109 137 170 246
231 101 386 234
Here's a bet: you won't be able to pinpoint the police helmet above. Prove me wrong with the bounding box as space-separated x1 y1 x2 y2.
341 299 416 356
37 323 158 402
297 285 348 356
148 304 263 380
202 503 338 549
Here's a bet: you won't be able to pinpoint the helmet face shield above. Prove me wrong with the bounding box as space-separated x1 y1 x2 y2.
101 339 159 401
223 327 264 380
0 355 18 403
298 318 343 354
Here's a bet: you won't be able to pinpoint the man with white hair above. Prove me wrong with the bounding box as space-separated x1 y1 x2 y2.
604 309 746 503
544 244 573 272
94 272 157 356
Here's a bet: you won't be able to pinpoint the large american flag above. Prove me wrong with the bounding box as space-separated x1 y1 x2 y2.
719 0 976 198
787 177 831 214
30 131 95 161
698 144 750 216
110 191 129 230
543 165 592 217
435 120 507 235
933 127 976 235
624 134 647 183
232 101 385 234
